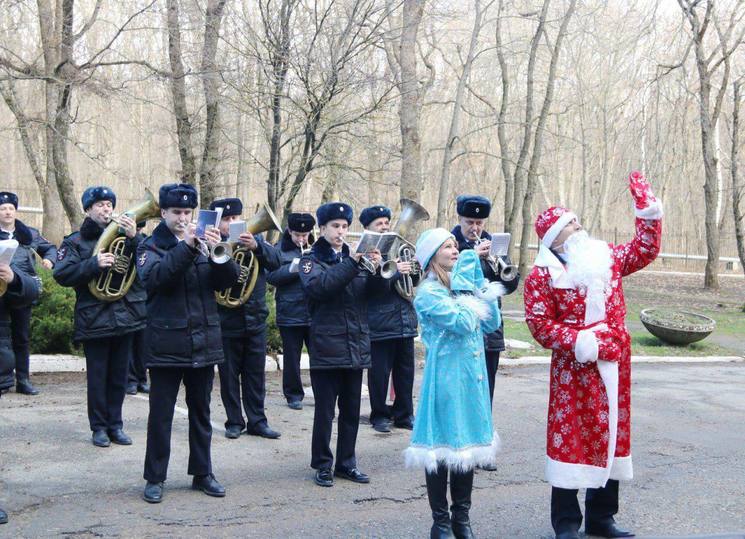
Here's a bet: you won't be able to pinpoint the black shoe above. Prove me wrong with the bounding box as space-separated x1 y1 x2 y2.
16 378 39 395
92 430 110 447
192 473 226 497
246 424 281 439
394 419 414 430
372 420 391 433
143 481 163 503
314 468 334 487
225 426 242 439
585 522 634 538
137 382 150 394
287 400 303 410
0 507 7 524
108 429 132 445
556 532 580 539
125 383 138 395
476 462 497 472
334 467 370 484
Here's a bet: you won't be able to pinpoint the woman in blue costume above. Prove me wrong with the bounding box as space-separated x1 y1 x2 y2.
405 228 504 539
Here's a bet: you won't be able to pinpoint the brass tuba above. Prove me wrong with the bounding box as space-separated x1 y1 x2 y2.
215 203 282 308
384 198 430 300
88 189 161 302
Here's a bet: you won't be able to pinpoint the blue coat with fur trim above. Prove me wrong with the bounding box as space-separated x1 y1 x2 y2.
0 265 41 391
0 219 57 277
136 221 240 368
451 225 519 352
216 232 281 337
405 250 502 471
53 217 146 342
266 229 312 327
298 237 371 370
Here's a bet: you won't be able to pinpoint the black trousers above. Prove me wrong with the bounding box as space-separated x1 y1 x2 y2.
128 329 147 386
279 325 310 403
551 479 620 535
9 306 32 381
218 330 268 431
485 350 501 405
82 334 133 432
310 368 363 471
144 366 214 483
368 337 415 425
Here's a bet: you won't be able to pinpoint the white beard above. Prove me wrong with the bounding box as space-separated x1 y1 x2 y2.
563 231 612 316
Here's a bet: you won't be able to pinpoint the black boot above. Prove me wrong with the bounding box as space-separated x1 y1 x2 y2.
16 378 39 395
426 466 455 539
450 469 475 539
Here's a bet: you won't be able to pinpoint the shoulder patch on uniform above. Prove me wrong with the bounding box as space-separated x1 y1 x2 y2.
57 246 67 261
138 252 148 266
302 260 313 274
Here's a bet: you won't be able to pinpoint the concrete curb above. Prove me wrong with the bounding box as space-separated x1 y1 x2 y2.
29 353 744 374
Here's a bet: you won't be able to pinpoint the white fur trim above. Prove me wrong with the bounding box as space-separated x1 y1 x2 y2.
475 281 507 302
404 432 501 473
597 359 619 481
574 329 599 364
455 294 490 321
542 211 578 248
634 199 664 220
545 457 614 489
610 455 633 481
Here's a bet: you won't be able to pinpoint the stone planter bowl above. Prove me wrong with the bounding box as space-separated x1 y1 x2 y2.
639 308 716 345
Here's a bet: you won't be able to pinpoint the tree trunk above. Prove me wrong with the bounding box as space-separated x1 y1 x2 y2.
398 0 425 202
198 0 228 207
495 0 512 225
732 81 745 276
267 0 294 212
435 0 485 227
517 0 577 276
166 0 197 185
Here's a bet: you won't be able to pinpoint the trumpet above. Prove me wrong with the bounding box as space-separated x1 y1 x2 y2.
474 237 518 282
345 232 380 274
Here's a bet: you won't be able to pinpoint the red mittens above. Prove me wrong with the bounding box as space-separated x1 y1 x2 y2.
628 170 657 210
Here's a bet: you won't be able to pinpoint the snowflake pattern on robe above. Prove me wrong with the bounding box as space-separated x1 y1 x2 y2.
524 215 661 471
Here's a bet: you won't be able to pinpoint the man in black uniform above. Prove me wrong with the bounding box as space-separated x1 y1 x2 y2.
299 202 376 488
0 256 41 525
126 221 149 396
137 184 239 503
210 197 282 440
0 191 57 395
451 194 520 471
267 212 314 410
54 187 146 448
359 205 417 434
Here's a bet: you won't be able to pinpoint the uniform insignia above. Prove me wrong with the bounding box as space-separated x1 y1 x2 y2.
226 204 231 210
183 194 188 201
338 206 343 212
475 208 480 213
138 252 148 266
57 247 67 261
302 260 313 274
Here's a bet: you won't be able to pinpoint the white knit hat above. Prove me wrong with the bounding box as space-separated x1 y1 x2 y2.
415 228 455 270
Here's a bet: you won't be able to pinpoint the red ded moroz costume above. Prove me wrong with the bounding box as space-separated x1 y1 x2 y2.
524 172 663 489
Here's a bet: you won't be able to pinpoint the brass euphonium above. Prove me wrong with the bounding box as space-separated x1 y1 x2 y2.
388 198 430 300
215 203 282 308
88 189 161 302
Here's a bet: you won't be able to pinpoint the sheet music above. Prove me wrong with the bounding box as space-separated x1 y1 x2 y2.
0 239 19 265
228 220 246 243
489 233 511 257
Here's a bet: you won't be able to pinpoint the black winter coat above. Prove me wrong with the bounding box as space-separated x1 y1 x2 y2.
451 225 520 352
365 256 418 341
216 233 281 337
0 219 57 277
0 265 41 390
53 218 146 342
136 221 240 368
299 237 371 370
266 230 312 327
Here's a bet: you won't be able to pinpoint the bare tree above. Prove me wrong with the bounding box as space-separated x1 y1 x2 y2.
434 0 491 227
675 0 745 288
732 79 745 275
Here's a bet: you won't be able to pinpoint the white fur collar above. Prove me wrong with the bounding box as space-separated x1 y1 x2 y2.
533 244 574 289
